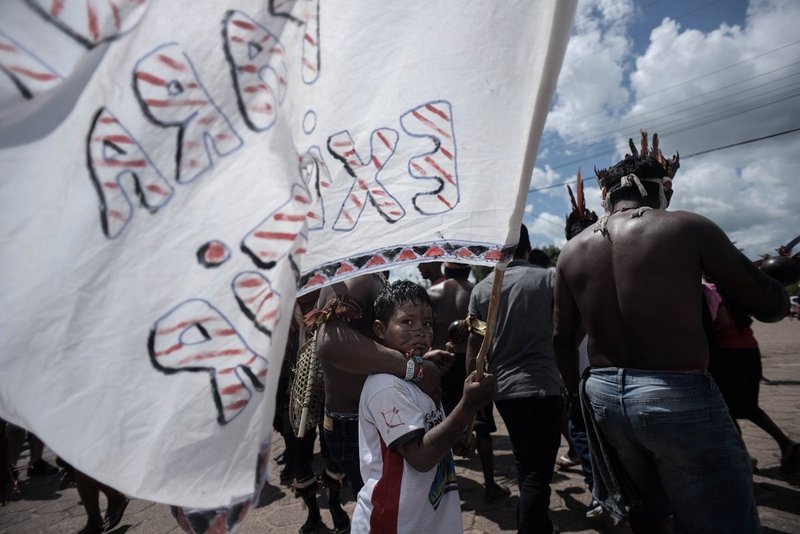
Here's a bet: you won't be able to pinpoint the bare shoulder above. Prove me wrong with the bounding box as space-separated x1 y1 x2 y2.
558 227 594 262
427 279 446 300
346 274 381 305
662 209 716 226
656 210 731 243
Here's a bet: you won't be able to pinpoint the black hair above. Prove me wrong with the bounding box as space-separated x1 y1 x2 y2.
374 280 432 323
444 265 471 280
606 179 665 205
528 249 552 268
565 210 598 241
595 133 678 197
513 224 531 259
601 156 667 189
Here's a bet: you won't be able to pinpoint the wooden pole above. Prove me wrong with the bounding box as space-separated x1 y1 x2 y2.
475 265 506 379
462 264 506 454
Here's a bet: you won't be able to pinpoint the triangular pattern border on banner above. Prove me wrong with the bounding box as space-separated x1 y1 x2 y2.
298 240 514 293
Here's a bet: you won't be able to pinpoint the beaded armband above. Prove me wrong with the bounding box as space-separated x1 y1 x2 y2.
303 295 364 329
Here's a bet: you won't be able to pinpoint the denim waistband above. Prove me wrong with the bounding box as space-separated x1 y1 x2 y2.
324 409 359 420
323 409 360 431
586 368 720 402
588 367 712 386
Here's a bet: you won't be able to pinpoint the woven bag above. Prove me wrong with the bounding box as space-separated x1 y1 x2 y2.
288 331 324 438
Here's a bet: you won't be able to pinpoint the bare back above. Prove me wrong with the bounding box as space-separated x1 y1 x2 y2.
428 278 473 352
556 208 788 370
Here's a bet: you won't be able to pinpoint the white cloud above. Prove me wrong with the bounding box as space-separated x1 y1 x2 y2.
530 164 566 198
545 0 635 140
538 0 800 259
526 211 567 249
626 0 800 257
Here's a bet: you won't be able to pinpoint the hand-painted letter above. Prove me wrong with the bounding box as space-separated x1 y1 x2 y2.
86 107 173 239
133 43 243 184
148 299 268 425
400 100 460 214
327 129 404 231
222 10 287 132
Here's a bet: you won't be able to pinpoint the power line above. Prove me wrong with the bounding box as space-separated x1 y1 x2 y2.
528 127 800 193
557 62 800 148
539 87 800 174
553 38 800 128
682 126 800 158
634 39 800 104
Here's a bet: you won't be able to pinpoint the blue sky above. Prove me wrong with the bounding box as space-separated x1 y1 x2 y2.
526 0 800 259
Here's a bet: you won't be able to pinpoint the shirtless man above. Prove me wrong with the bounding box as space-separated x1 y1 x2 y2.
428 263 509 501
553 133 789 533
315 273 447 496
418 261 445 286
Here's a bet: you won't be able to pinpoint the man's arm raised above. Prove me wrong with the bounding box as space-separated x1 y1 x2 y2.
397 372 495 472
695 214 789 322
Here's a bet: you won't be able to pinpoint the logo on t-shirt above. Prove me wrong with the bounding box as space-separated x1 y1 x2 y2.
380 406 405 429
424 409 444 430
429 449 458 509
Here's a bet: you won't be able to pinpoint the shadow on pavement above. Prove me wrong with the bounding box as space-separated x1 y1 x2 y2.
256 483 288 508
106 525 132 534
755 468 800 488
7 475 60 502
456 475 518 531
754 481 800 516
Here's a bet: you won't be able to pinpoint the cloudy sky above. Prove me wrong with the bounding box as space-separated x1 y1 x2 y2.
526 0 800 260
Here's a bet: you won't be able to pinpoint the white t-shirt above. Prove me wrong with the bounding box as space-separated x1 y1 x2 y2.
352 373 462 534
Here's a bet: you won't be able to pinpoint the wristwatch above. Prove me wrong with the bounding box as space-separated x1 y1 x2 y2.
407 352 424 383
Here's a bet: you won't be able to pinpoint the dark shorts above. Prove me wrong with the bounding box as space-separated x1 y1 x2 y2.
709 347 761 419
322 409 363 495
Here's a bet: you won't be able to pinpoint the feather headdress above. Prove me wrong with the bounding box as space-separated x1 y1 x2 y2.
565 168 598 240
594 131 679 190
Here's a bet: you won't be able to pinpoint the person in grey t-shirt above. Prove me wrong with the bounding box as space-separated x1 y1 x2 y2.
467 224 563 533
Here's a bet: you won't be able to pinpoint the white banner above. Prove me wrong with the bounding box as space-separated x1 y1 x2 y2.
0 0 576 510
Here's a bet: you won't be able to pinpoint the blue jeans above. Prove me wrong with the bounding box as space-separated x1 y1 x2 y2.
322 410 364 495
568 418 593 491
584 368 759 533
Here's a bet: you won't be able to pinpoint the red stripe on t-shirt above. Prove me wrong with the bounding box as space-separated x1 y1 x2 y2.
370 437 403 534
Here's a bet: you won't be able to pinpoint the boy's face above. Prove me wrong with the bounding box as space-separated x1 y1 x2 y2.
375 301 433 356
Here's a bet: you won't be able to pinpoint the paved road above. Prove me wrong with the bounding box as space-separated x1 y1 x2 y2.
2 319 798 533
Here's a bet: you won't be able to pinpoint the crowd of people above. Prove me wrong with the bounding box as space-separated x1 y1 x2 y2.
3 133 797 534
266 133 795 534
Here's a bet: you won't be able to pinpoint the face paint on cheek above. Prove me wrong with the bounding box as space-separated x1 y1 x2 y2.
398 331 414 344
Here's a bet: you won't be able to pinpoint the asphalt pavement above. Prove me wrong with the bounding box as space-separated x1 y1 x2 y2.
2 319 798 533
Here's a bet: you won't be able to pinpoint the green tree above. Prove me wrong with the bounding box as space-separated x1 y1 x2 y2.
542 245 561 266
471 265 493 283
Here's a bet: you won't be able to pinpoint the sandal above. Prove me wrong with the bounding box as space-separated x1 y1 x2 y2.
556 455 579 470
